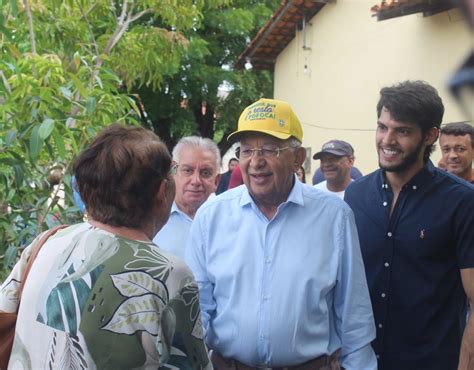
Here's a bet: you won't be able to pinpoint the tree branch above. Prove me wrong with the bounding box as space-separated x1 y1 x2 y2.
76 0 99 56
128 8 153 23
23 0 37 55
117 0 128 25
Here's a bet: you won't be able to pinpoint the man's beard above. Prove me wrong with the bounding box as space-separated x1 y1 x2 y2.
378 141 425 173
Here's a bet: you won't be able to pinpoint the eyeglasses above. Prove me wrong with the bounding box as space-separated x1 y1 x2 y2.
171 164 215 179
235 145 295 159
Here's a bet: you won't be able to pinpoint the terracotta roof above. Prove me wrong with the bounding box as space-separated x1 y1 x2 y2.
370 0 455 21
235 0 328 70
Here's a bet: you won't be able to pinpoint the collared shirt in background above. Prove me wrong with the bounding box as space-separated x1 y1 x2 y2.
345 160 474 370
185 180 377 369
153 201 192 259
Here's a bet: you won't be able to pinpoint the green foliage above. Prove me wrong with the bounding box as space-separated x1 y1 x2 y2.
138 0 279 154
0 0 209 279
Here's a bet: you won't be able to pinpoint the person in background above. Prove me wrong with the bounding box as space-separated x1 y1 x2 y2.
313 140 355 199
186 98 376 369
216 157 239 194
312 165 363 185
345 81 474 370
296 165 306 183
227 163 244 189
439 122 473 183
0 124 211 369
153 136 220 259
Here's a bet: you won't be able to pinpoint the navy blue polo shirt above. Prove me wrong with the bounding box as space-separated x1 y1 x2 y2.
345 160 474 370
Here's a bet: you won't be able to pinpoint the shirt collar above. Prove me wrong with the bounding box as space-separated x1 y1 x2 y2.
171 201 193 222
378 160 436 191
239 174 305 208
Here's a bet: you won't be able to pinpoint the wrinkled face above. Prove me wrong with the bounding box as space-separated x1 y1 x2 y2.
239 132 304 207
376 107 427 173
174 146 219 212
440 134 473 179
228 159 239 172
319 153 353 184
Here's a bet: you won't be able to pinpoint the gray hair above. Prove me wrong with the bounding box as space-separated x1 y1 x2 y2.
172 136 221 169
289 137 302 147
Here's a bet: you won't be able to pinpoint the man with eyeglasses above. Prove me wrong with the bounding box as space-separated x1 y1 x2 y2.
185 98 376 370
153 136 220 259
313 140 356 199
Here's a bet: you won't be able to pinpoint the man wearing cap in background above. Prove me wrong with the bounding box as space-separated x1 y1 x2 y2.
185 98 377 369
313 140 356 199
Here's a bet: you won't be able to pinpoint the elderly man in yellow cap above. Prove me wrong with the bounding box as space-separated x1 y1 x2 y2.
185 98 377 370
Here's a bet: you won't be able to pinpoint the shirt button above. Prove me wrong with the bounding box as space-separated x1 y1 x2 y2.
265 258 271 264
376 354 380 359
381 293 386 298
384 262 389 267
378 323 383 328
262 295 269 300
412 185 417 190
387 232 393 237
383 201 388 207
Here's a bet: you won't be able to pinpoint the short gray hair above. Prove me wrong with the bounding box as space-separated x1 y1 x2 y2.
289 137 302 147
172 136 221 170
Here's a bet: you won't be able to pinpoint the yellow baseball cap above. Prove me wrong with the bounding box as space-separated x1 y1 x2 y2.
228 98 303 142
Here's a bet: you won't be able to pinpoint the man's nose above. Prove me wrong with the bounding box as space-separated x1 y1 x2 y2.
382 130 396 144
190 170 203 184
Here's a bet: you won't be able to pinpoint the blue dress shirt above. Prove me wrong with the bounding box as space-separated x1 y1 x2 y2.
345 161 474 370
185 179 377 369
153 202 192 259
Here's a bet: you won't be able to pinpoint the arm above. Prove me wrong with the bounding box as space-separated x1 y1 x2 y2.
458 268 474 370
335 209 377 370
184 214 216 336
165 279 212 369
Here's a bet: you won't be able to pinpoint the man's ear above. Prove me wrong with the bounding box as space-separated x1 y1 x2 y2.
424 127 440 146
294 147 307 170
214 173 221 187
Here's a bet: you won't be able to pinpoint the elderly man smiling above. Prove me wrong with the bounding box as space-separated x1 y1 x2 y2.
153 136 220 259
185 98 376 370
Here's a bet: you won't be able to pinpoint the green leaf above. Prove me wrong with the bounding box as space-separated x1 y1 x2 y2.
29 125 43 162
85 97 96 116
59 87 72 99
13 164 23 187
39 118 55 139
4 130 17 147
9 0 18 18
52 129 66 159
68 73 88 98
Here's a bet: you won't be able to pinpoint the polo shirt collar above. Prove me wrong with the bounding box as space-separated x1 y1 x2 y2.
239 174 305 208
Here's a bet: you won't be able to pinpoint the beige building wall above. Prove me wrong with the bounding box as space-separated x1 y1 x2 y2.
273 0 471 178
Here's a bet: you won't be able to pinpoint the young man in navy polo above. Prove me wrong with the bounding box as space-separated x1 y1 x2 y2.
345 80 474 370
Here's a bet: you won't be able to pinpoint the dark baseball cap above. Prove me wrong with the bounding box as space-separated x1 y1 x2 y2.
313 140 354 160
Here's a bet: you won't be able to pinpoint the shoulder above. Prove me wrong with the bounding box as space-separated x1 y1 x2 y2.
197 185 245 214
345 170 379 195
301 183 354 217
313 181 326 190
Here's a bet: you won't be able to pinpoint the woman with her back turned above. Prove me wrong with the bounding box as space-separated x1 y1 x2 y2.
0 124 211 369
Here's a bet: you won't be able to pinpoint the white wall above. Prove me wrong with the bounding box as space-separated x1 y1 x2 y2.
273 0 471 177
